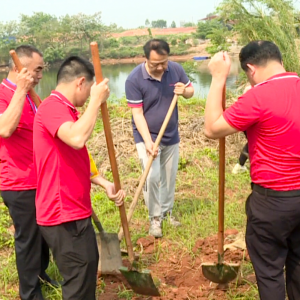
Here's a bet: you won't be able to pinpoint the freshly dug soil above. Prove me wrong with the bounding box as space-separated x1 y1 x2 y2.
98 230 255 300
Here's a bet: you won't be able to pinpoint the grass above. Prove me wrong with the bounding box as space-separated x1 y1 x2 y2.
0 97 258 299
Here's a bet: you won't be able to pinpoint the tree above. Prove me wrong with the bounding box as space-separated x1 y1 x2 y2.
183 22 196 27
151 19 167 28
194 19 223 39
171 21 176 28
145 19 150 26
19 12 59 49
217 0 300 73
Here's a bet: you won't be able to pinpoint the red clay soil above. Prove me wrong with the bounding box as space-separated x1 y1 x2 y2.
112 27 197 38
98 230 255 300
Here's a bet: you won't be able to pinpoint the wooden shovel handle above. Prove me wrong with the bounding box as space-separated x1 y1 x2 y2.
91 208 104 233
90 42 135 263
218 86 226 260
118 94 178 241
9 50 41 108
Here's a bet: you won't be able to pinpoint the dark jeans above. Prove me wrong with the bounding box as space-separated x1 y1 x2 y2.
246 190 300 300
1 190 49 300
39 217 99 300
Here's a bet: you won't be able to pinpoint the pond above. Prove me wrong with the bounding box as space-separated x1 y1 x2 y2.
0 59 241 100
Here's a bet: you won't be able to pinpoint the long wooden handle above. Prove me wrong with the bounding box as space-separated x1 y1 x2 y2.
118 94 178 241
218 86 226 261
90 42 135 263
9 50 41 108
91 208 104 233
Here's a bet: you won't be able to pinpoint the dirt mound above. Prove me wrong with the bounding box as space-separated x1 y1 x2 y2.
99 230 255 299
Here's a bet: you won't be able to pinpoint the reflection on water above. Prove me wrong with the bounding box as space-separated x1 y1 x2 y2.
0 58 241 100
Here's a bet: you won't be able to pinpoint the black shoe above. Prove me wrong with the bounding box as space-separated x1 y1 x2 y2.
40 273 60 288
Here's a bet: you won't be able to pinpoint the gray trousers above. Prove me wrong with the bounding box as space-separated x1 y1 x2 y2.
136 142 179 219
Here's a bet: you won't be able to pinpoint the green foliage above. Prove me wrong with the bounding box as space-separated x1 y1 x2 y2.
103 38 119 49
194 19 225 39
217 0 300 73
170 43 190 56
43 46 66 63
145 19 150 26
171 21 176 28
151 19 167 28
119 36 146 46
0 11 125 64
148 28 153 38
170 38 177 46
206 26 231 54
181 61 198 83
0 203 14 248
183 22 196 27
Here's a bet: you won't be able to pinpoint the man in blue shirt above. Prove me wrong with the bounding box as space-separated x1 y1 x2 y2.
125 39 194 237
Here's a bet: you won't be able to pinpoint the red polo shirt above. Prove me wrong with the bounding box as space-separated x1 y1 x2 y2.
33 91 91 226
0 79 37 190
224 72 300 191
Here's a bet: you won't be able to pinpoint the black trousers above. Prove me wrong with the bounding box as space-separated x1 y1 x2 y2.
246 191 300 300
1 190 50 300
238 143 249 166
39 217 99 300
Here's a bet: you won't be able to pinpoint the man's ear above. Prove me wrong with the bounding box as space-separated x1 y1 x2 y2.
77 77 86 89
246 64 256 75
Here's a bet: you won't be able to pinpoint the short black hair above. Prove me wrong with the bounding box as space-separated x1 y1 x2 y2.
57 56 95 84
239 40 282 72
9 45 43 69
143 39 170 59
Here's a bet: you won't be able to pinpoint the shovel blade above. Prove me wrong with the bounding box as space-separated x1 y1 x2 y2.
96 232 122 275
119 266 160 296
201 262 240 284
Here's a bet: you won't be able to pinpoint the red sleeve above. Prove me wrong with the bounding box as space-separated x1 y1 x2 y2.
40 99 74 137
223 90 261 131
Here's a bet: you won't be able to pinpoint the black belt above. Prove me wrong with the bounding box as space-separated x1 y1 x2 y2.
251 183 300 198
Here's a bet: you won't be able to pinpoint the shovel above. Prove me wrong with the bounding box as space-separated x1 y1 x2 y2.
118 93 179 241
9 50 41 107
90 41 160 297
201 86 240 285
91 209 122 275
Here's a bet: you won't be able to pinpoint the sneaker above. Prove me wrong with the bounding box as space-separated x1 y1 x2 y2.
232 163 248 174
149 217 162 238
163 212 181 227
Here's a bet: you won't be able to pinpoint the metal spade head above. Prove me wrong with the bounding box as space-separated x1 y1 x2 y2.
96 232 123 275
119 266 160 296
201 262 240 284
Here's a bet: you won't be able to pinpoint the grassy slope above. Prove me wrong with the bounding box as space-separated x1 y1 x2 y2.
0 97 257 299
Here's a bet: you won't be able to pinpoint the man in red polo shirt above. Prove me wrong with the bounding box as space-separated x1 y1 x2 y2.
204 41 300 300
33 56 125 300
0 45 53 300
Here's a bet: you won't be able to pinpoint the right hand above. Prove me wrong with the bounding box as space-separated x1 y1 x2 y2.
16 68 34 93
90 78 110 106
208 51 231 81
145 140 159 158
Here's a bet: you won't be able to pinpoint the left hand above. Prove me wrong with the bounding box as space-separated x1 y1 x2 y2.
174 82 186 95
208 51 231 81
105 182 125 207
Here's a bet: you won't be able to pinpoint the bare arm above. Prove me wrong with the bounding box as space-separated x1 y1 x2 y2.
0 68 34 138
131 106 158 156
91 175 125 206
57 79 110 149
204 52 238 139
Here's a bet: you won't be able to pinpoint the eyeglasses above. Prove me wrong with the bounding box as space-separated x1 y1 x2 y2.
147 59 168 69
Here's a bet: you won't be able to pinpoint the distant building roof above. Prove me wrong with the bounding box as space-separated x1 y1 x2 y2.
199 15 218 21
